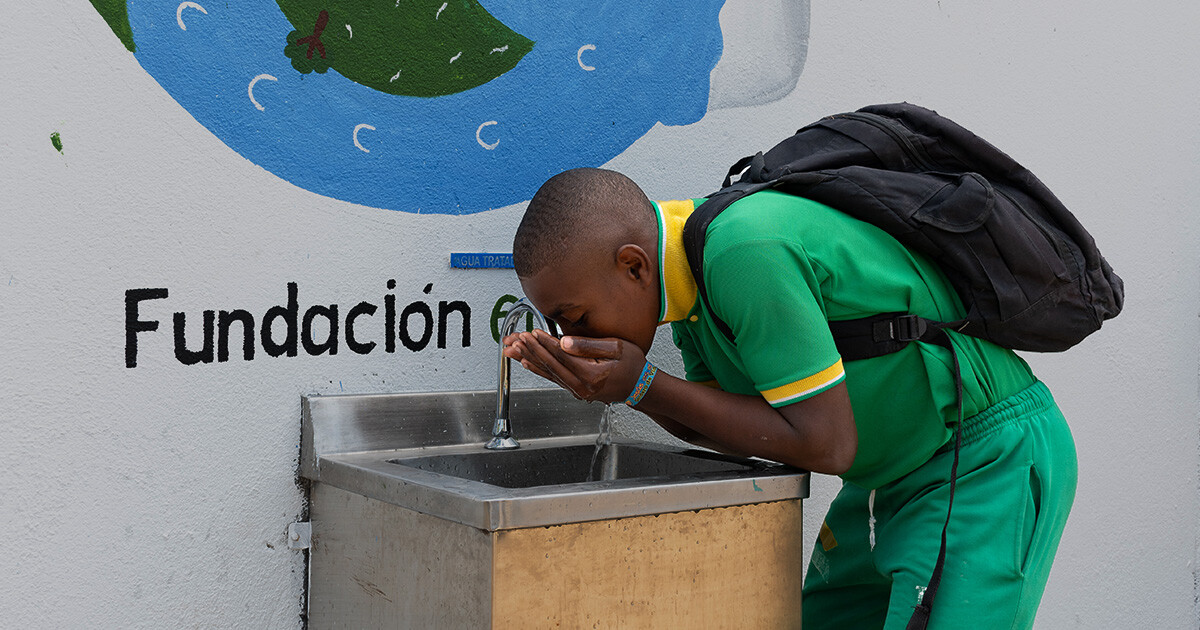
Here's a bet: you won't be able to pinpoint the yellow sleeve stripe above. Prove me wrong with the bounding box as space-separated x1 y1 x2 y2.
761 360 846 406
697 379 721 389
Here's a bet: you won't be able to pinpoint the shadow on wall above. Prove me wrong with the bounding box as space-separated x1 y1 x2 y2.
90 0 809 214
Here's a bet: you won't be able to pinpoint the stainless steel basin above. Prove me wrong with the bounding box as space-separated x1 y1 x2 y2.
301 388 809 531
389 442 754 488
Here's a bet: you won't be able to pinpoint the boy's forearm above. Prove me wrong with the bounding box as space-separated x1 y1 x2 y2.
503 330 855 471
640 410 748 455
632 371 856 474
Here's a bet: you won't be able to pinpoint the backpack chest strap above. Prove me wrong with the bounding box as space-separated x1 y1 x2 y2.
828 312 954 361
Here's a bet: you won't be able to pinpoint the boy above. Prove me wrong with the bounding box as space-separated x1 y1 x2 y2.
504 167 1076 629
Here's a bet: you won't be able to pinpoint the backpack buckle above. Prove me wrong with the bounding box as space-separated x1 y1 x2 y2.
873 314 927 343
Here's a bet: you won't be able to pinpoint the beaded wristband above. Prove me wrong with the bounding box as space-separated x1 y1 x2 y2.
624 361 658 407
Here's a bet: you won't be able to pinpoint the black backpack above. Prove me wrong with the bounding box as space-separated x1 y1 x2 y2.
681 103 1123 629
682 102 1123 356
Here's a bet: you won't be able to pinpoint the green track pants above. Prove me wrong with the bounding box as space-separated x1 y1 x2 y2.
802 381 1078 630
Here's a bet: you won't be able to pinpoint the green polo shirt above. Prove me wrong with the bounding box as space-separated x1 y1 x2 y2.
655 191 1036 489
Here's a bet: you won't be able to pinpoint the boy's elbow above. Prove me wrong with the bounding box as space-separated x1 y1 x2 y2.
780 382 857 475
808 425 857 475
823 438 857 475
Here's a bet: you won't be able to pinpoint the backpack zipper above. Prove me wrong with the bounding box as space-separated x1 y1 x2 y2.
835 111 938 172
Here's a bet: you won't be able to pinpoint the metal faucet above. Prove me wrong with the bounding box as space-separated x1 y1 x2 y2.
487 298 550 450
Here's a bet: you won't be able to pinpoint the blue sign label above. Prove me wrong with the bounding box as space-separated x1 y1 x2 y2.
450 253 514 269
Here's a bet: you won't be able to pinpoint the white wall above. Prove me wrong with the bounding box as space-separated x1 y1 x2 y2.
3 1 1197 628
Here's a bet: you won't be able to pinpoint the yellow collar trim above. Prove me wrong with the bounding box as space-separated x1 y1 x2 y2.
655 199 699 324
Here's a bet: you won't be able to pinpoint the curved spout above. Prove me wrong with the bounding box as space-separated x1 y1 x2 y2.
487 298 550 450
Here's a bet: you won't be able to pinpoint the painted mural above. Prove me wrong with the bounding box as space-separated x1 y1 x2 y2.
90 0 728 214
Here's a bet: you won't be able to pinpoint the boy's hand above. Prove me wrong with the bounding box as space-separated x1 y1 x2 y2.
502 329 645 403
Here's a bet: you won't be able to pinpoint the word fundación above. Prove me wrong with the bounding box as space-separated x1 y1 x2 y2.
124 281 471 368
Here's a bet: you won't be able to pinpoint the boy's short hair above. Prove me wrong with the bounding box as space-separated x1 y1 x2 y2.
514 168 656 278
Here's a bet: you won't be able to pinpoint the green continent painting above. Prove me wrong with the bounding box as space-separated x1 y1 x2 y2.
279 0 535 97
89 0 136 52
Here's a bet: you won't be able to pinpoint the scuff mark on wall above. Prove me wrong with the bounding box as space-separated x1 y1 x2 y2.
708 0 810 110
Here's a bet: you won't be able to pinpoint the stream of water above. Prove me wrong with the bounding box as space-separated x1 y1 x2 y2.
586 404 615 482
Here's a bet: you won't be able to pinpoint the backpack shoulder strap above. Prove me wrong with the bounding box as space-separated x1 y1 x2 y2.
681 182 770 342
683 189 955 359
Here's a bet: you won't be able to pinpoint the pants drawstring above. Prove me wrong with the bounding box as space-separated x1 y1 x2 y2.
868 488 877 551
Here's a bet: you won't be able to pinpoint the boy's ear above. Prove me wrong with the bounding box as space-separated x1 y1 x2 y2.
616 244 653 287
